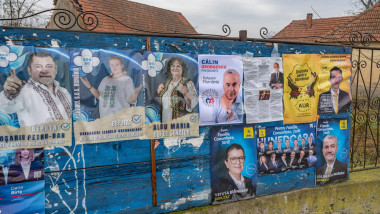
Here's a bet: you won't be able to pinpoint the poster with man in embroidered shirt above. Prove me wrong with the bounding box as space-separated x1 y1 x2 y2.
72 49 145 144
243 57 283 123
283 54 319 124
316 118 350 185
199 55 244 125
0 45 72 149
143 52 199 139
211 125 257 204
318 55 351 115
0 148 45 213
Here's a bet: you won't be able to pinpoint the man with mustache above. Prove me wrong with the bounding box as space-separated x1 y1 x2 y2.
316 135 348 185
0 52 72 127
318 66 351 115
213 69 243 123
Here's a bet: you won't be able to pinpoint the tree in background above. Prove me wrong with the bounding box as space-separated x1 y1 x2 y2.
346 0 380 14
0 0 52 27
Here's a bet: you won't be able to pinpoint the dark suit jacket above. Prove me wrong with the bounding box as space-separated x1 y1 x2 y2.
318 89 351 115
297 157 308 168
289 158 299 167
7 161 44 184
277 159 289 171
267 161 279 173
269 72 284 88
0 166 5 185
212 173 255 203
316 159 348 185
259 163 269 173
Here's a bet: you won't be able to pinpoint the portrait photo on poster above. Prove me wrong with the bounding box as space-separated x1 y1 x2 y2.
318 55 352 115
0 148 45 213
0 45 72 149
199 55 244 126
143 52 199 139
210 125 257 204
71 48 145 143
256 123 317 175
316 118 350 185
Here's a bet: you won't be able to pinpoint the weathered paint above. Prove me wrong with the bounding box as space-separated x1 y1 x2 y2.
0 27 352 213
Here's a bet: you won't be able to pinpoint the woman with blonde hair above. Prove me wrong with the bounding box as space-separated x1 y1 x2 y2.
7 148 44 184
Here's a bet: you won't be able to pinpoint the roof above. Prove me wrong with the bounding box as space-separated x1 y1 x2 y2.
54 0 198 34
273 2 380 43
272 16 355 42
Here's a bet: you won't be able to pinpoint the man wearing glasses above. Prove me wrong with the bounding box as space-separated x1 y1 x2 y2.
318 66 351 115
212 143 254 203
0 51 72 127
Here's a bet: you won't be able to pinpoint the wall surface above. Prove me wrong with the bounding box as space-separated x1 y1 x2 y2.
0 26 353 213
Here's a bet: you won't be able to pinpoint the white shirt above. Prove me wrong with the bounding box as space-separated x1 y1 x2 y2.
229 172 246 190
98 75 135 118
21 162 31 180
0 79 72 127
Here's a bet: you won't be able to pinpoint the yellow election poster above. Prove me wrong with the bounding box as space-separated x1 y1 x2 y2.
318 54 351 115
283 54 319 124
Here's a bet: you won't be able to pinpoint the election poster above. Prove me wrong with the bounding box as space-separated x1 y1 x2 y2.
0 148 45 213
211 125 257 204
256 122 316 175
243 57 283 123
283 54 319 124
0 45 72 149
71 48 145 144
143 52 199 139
318 54 352 115
199 55 244 125
316 118 350 185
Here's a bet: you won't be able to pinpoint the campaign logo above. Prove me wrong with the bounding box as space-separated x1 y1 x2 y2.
201 89 218 107
132 115 142 124
73 49 100 73
190 115 197 122
246 163 257 176
0 45 18 68
142 53 163 77
340 148 348 159
61 123 71 131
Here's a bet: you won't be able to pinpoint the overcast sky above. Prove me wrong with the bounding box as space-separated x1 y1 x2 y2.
131 0 357 38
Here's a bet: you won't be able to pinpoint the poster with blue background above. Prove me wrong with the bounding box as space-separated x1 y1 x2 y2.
211 125 256 204
0 148 44 213
0 45 72 149
143 52 199 139
71 48 144 144
316 118 350 185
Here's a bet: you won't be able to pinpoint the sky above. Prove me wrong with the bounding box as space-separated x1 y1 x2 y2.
36 0 360 38
131 0 357 38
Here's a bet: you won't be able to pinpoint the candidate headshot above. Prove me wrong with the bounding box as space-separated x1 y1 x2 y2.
212 143 254 202
318 66 351 115
269 62 283 89
0 51 72 127
316 135 348 185
213 69 243 123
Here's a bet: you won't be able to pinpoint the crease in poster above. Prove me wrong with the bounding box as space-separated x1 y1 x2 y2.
199 55 244 125
243 57 284 123
72 49 145 144
256 123 316 175
0 45 72 149
283 54 319 124
143 52 199 139
316 118 350 185
211 125 257 204
0 148 45 213
317 54 351 115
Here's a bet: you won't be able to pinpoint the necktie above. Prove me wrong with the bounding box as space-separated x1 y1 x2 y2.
326 165 332 176
276 73 279 82
334 93 338 113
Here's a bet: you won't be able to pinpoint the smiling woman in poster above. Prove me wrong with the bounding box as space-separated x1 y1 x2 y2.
157 57 198 123
7 149 44 184
80 56 142 118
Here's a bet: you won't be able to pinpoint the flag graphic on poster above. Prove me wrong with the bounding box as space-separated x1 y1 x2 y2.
211 125 257 204
243 57 283 123
143 52 199 139
199 55 244 125
318 54 352 115
71 49 145 144
316 118 350 185
0 45 72 149
283 54 319 124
